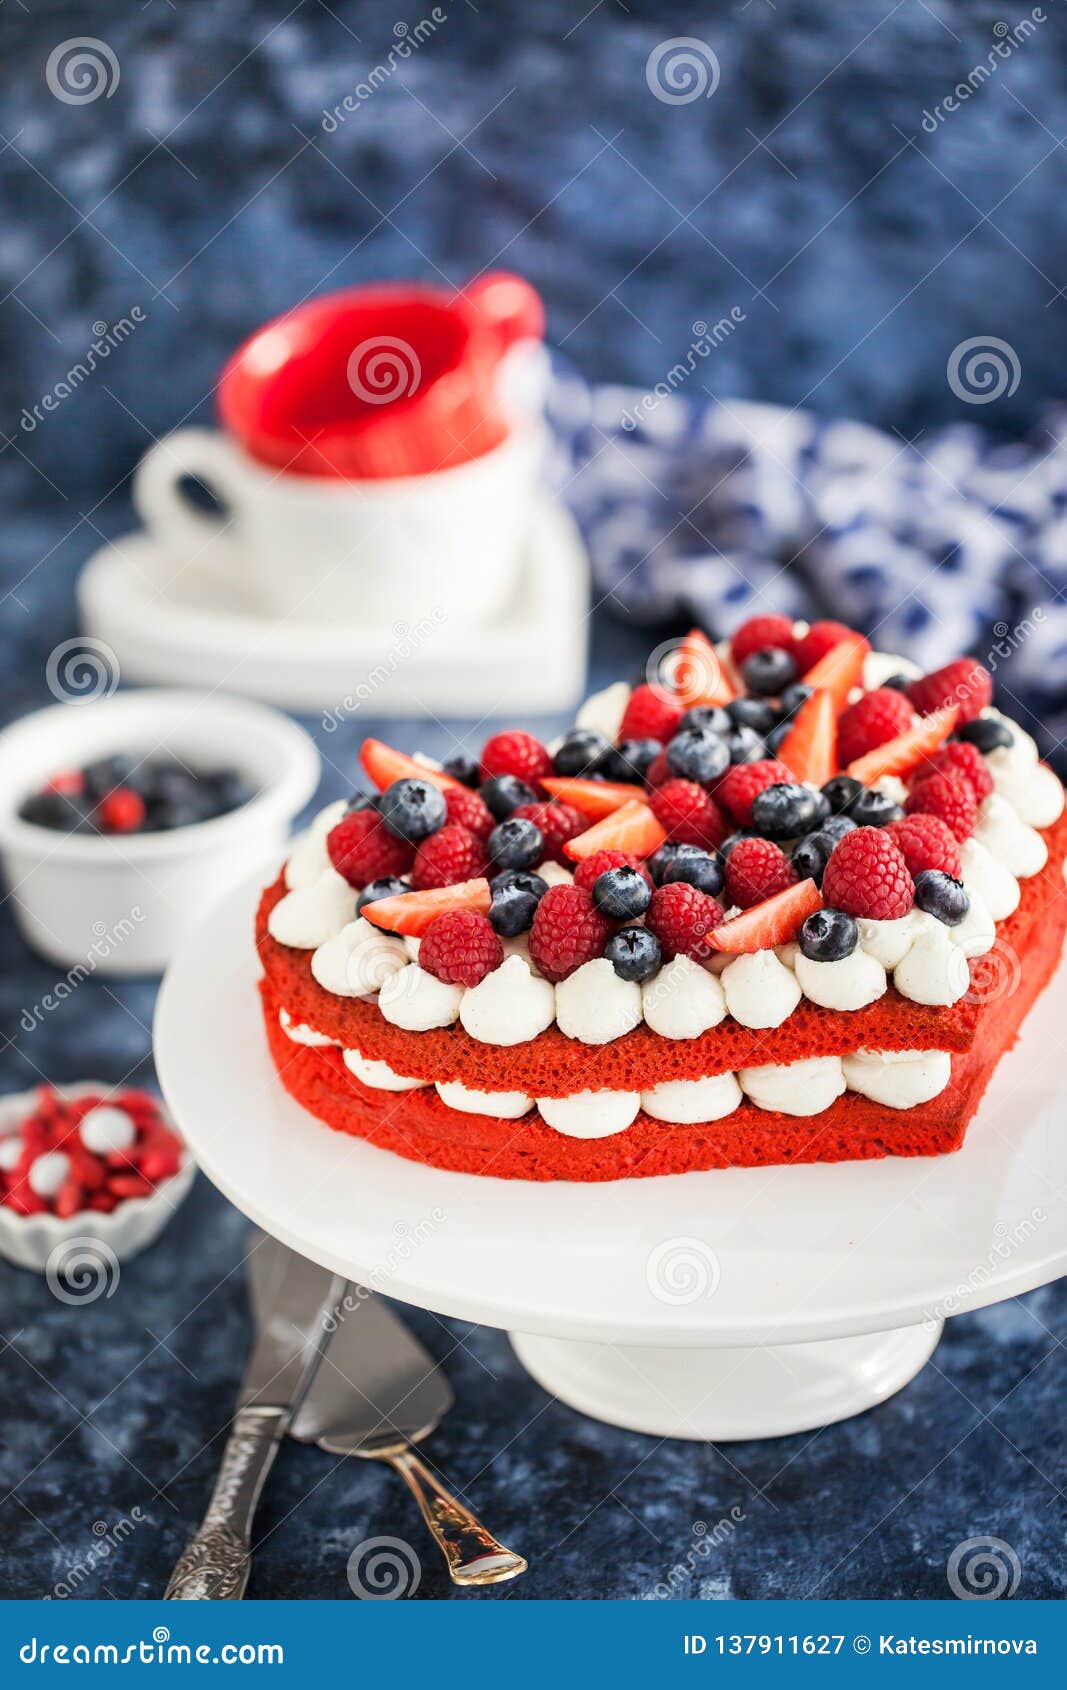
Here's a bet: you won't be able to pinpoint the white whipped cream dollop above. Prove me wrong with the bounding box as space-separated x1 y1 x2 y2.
536 1089 641 1138
79 1104 136 1154
948 887 995 957
893 924 970 1006
555 958 643 1045
989 757 1064 829
842 1048 952 1108
858 908 934 970
641 1072 742 1124
794 946 887 1011
721 950 801 1029
739 1056 846 1116
343 1049 426 1091
459 955 555 1046
864 650 921 688
311 918 407 997
436 1079 532 1118
641 954 727 1039
872 774 909 806
378 964 463 1031
959 837 1020 921
284 800 347 890
279 1008 337 1048
537 862 575 888
985 710 1038 767
973 793 1048 878
575 681 630 743
268 868 357 949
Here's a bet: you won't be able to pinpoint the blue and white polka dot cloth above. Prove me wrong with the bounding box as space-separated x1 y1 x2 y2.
546 371 1067 768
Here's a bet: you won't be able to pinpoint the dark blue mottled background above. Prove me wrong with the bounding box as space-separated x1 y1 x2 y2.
0 0 1064 1602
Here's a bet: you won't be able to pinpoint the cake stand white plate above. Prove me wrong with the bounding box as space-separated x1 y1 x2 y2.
155 875 1067 1442
78 496 587 716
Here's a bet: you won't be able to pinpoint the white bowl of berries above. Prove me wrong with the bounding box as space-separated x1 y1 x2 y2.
0 689 319 974
0 1082 195 1276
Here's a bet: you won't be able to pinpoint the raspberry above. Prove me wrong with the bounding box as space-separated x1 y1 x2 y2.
793 620 854 674
836 689 915 766
724 837 797 909
513 800 587 864
411 824 488 891
573 849 653 893
444 785 495 841
729 614 796 666
328 811 414 888
821 827 914 920
528 884 612 982
904 771 978 842
886 814 962 879
927 739 994 801
906 657 992 724
419 910 502 987
645 882 724 961
98 788 146 833
715 759 794 825
645 749 672 788
650 779 727 849
618 685 685 747
479 730 553 789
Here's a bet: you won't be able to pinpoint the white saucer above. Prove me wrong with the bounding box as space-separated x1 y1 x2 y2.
154 873 1067 1441
78 497 588 716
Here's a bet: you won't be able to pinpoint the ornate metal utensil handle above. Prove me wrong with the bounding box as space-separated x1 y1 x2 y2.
165 1404 287 1599
386 1446 527 1586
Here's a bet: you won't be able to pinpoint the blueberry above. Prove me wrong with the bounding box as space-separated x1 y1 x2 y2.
914 869 970 926
203 769 254 815
778 682 813 720
19 790 90 831
848 788 904 828
490 869 549 899
726 725 766 764
490 883 542 936
379 777 447 842
718 829 753 859
750 781 823 840
443 752 480 787
821 814 858 842
480 774 537 820
798 907 859 962
662 851 724 897
791 830 836 886
821 774 864 815
599 737 660 783
741 646 798 696
82 754 140 801
355 877 411 929
681 704 731 735
592 865 652 920
648 842 704 885
957 717 1014 754
726 696 776 735
489 816 543 871
666 725 730 784
553 728 609 778
605 925 662 983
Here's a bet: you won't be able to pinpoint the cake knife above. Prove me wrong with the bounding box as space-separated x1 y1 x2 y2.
247 1241 527 1587
165 1237 346 1600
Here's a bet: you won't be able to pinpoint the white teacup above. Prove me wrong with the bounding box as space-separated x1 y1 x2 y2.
132 422 544 628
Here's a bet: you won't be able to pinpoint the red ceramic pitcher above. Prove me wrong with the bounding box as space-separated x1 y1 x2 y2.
218 272 544 480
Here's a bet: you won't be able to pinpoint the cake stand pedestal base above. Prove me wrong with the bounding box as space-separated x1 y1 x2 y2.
510 1321 944 1441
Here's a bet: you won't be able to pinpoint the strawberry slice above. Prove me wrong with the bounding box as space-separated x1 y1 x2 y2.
541 776 644 818
360 739 463 794
846 705 958 785
360 877 491 937
801 633 869 711
563 800 667 863
675 627 737 706
708 878 823 954
776 688 837 787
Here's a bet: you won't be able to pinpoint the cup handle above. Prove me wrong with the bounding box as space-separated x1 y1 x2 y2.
132 428 249 562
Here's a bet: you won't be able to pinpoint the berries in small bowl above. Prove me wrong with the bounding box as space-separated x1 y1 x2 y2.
19 754 256 837
0 1083 195 1274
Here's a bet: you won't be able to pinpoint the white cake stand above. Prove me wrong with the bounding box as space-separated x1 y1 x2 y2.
155 876 1067 1442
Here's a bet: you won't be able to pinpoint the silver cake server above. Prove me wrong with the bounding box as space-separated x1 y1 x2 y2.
248 1240 527 1587
165 1235 346 1600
